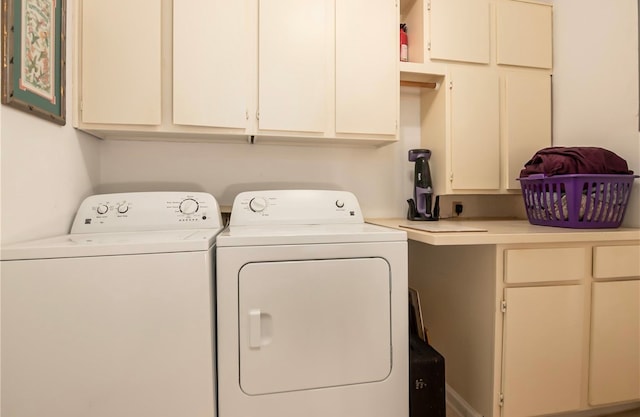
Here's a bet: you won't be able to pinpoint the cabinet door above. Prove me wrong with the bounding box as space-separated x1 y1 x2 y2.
335 0 397 136
504 72 551 189
589 280 640 405
502 286 584 417
450 68 500 190
497 0 552 69
81 0 161 125
429 0 490 64
258 0 327 133
173 0 249 129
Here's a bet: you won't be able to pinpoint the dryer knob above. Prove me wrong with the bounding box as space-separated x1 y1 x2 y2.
179 198 199 215
249 197 268 213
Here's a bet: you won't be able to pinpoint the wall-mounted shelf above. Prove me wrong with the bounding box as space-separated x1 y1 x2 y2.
400 80 438 89
399 61 446 86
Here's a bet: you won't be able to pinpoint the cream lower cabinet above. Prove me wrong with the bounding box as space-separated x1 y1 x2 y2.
501 245 587 417
589 245 640 406
590 280 640 406
408 241 640 417
502 285 584 417
75 0 398 145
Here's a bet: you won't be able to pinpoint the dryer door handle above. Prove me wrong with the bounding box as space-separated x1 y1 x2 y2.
249 309 262 348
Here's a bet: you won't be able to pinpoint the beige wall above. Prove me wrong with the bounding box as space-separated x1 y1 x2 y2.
552 0 639 227
0 2 100 245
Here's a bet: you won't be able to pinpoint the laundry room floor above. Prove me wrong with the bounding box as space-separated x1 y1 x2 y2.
445 406 640 417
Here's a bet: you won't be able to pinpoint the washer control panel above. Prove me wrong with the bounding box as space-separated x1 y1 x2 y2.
70 192 223 233
230 190 363 226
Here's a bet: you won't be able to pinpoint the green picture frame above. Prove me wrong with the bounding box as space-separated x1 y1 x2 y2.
1 0 66 125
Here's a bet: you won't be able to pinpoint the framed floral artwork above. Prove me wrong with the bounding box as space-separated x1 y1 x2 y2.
1 0 66 125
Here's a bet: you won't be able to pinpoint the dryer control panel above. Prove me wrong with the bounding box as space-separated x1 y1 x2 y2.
230 190 364 226
70 192 223 233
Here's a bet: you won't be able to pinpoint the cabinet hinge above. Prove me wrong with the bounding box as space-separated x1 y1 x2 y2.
449 81 453 90
449 172 454 182
427 1 431 11
499 393 504 407
245 110 249 120
256 111 260 121
501 300 507 313
427 41 431 51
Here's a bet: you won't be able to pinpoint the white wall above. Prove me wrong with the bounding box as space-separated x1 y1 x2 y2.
97 90 421 217
0 4 100 245
553 0 640 227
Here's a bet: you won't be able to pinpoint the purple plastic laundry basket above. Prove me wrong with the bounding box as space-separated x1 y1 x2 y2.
518 174 638 228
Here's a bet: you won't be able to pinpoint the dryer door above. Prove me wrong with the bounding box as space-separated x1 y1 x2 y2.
238 257 392 395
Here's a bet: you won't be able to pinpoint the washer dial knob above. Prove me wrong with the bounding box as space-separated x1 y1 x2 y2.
179 198 199 215
117 203 129 214
96 204 109 215
249 197 268 212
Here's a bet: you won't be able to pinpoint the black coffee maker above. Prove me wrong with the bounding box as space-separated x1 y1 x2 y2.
407 149 439 221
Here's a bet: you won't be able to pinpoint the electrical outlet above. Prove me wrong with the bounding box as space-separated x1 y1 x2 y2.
453 202 463 216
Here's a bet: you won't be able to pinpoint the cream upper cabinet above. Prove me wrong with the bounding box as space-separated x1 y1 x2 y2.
173 0 249 129
335 0 398 135
449 67 500 190
74 0 398 146
420 66 501 194
496 0 552 69
421 67 553 194
257 0 398 138
503 71 552 189
80 0 161 125
405 0 553 195
429 0 491 64
258 0 327 134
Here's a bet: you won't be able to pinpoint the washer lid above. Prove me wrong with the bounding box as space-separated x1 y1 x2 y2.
1 229 220 260
216 222 406 247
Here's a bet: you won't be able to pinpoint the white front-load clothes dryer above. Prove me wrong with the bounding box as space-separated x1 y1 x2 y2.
216 190 409 417
1 192 223 417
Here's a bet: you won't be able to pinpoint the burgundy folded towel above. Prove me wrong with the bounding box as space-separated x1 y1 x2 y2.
520 146 634 177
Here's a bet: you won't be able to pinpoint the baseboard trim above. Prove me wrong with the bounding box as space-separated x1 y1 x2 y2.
445 385 639 417
446 384 483 417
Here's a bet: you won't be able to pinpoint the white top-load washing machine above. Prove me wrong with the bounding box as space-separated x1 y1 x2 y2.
217 190 409 417
1 192 223 417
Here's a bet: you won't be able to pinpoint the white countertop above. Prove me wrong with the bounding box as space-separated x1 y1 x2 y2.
366 218 640 246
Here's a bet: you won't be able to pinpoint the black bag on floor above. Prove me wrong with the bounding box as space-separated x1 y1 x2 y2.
409 334 446 417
